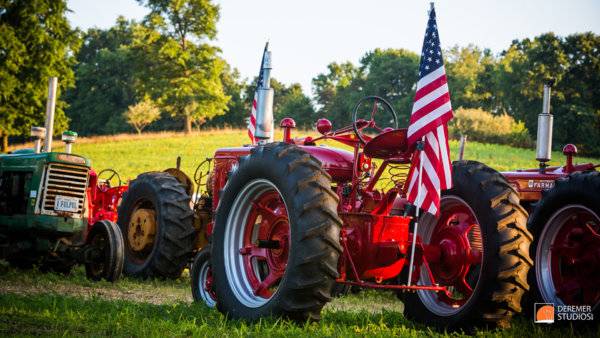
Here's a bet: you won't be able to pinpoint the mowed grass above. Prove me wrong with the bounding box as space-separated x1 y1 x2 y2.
2 129 599 336
44 129 599 180
1 266 597 337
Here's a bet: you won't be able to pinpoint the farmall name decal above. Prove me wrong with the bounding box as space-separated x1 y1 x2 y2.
527 180 555 189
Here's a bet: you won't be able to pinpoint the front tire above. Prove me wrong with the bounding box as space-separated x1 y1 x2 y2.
212 143 342 321
403 160 532 329
85 220 125 282
191 247 217 308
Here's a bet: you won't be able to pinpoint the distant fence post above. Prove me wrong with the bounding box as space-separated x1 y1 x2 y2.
458 134 467 161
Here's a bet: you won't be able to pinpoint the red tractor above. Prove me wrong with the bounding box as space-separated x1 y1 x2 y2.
184 92 531 329
501 81 599 317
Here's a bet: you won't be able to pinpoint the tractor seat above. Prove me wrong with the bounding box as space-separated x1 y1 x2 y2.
363 128 410 160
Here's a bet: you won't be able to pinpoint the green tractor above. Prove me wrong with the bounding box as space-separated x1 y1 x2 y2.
0 78 124 281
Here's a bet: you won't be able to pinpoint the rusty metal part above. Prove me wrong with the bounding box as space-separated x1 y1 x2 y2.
128 208 157 252
164 168 194 197
193 205 211 250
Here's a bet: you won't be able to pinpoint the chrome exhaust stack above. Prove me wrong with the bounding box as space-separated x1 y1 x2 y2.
254 44 274 143
43 77 58 153
536 79 554 171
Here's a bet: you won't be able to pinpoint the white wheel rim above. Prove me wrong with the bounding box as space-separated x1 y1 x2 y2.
198 258 216 308
223 179 289 308
536 204 600 310
416 195 484 316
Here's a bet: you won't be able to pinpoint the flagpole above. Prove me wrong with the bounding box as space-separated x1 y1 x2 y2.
407 136 425 287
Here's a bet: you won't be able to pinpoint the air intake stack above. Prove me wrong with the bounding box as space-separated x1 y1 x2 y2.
536 79 554 171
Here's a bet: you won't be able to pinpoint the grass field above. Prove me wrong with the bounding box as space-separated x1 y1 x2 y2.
1 265 597 337
36 129 599 180
2 129 599 337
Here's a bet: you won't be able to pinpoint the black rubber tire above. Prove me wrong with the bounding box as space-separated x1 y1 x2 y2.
191 246 216 308
85 220 125 282
117 172 195 279
402 160 532 329
212 142 342 321
525 171 600 317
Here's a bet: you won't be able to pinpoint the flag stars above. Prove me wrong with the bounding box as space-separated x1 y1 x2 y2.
419 10 444 77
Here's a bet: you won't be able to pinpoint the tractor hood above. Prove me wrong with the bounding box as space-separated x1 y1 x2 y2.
0 151 91 168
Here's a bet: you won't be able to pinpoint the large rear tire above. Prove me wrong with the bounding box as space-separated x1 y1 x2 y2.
117 172 195 279
526 171 600 317
212 142 342 321
403 160 532 329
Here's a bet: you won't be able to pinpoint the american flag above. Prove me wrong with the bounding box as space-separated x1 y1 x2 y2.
248 93 257 144
406 6 453 216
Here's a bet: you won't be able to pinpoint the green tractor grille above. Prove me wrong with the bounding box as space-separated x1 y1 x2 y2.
38 163 90 218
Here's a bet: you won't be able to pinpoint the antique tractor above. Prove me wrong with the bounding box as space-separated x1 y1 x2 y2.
501 81 600 316
0 78 125 281
109 45 534 327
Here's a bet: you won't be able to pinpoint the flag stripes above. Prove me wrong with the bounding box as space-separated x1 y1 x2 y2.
405 6 454 216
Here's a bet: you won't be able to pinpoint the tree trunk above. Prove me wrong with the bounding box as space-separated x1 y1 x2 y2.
1 133 7 153
184 116 192 134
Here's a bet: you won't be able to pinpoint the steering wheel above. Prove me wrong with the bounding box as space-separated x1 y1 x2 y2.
97 169 122 188
352 96 398 144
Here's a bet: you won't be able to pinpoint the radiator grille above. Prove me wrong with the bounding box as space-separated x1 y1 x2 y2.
39 163 89 217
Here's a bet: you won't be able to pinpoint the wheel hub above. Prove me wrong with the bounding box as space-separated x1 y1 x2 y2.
419 196 483 312
128 208 157 252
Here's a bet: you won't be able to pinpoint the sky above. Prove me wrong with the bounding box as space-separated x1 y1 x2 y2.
66 0 600 95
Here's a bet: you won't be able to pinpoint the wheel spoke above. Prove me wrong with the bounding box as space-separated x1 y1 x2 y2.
370 100 378 120
239 245 268 260
457 277 473 296
254 270 281 298
467 249 482 264
584 221 600 241
253 200 281 221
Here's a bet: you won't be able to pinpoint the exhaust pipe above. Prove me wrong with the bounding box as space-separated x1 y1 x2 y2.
535 79 554 170
254 45 274 142
43 77 58 152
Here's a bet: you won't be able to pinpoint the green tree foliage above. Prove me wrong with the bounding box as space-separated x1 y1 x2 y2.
133 0 229 133
312 49 419 129
495 33 600 155
65 17 137 135
0 0 80 151
275 83 316 129
445 45 497 111
449 108 531 147
124 98 161 134
208 63 249 128
230 77 316 131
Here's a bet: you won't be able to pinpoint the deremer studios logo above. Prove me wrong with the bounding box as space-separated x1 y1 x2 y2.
534 303 595 323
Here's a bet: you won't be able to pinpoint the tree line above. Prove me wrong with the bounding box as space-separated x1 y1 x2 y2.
1 0 599 155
